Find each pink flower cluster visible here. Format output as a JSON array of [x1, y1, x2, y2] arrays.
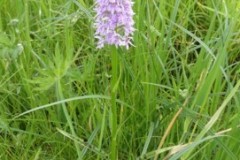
[[94, 0, 135, 49]]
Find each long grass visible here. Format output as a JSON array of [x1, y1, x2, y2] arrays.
[[0, 0, 240, 159]]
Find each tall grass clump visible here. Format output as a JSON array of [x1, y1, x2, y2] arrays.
[[0, 0, 240, 159]]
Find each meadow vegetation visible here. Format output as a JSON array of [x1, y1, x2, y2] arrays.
[[0, 0, 240, 159]]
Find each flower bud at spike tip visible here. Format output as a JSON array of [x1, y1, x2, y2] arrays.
[[94, 0, 135, 49]]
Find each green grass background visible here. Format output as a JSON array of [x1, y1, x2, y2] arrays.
[[0, 0, 240, 159]]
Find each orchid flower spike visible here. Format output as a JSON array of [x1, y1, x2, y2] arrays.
[[94, 0, 135, 49]]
